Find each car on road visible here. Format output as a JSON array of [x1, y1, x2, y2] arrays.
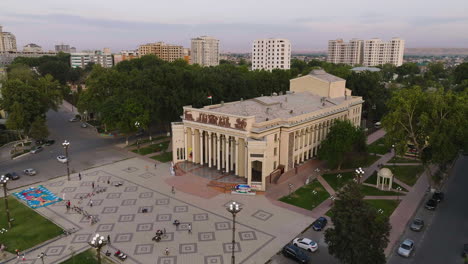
[[57, 155, 68, 163], [282, 244, 310, 263], [80, 123, 88, 128], [69, 117, 80, 122], [432, 191, 444, 203], [462, 244, 468, 258], [4, 172, 20, 180], [293, 237, 318, 252], [30, 146, 44, 154], [23, 168, 37, 176], [398, 239, 415, 257], [45, 139, 55, 146], [425, 199, 437, 210], [312, 217, 328, 231], [410, 218, 425, 232]]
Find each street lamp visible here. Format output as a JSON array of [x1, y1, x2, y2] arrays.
[[392, 144, 396, 167], [396, 187, 403, 201], [89, 233, 106, 264], [62, 140, 71, 181], [355, 167, 364, 184], [37, 252, 47, 264], [0, 175, 11, 228], [226, 201, 242, 264], [288, 183, 294, 196]]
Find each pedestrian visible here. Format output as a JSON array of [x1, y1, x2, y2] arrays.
[[67, 200, 71, 207], [188, 224, 192, 234], [107, 235, 111, 244], [165, 247, 169, 255], [107, 179, 110, 185], [154, 163, 157, 169], [92, 182, 95, 189], [171, 186, 175, 194], [89, 200, 93, 207], [78, 173, 81, 180], [66, 204, 69, 212], [15, 249, 19, 258]]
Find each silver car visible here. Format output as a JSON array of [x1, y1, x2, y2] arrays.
[[410, 218, 424, 232], [398, 239, 414, 257], [23, 168, 37, 176]]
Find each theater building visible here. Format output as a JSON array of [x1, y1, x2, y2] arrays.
[[171, 70, 364, 191]]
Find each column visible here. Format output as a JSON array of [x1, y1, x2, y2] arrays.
[[204, 132, 208, 164], [216, 134, 221, 170], [192, 131, 196, 163], [225, 136, 230, 172], [208, 132, 212, 167], [184, 129, 188, 160], [235, 137, 239, 175], [199, 131, 204, 165]]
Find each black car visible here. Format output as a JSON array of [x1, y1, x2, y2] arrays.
[[312, 217, 328, 231], [425, 199, 437, 210], [4, 172, 20, 180], [432, 191, 444, 203], [45, 139, 55, 146], [282, 244, 310, 263]]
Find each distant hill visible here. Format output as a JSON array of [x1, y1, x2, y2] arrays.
[[405, 48, 468, 56]]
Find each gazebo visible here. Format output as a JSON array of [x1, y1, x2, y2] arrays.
[[377, 168, 393, 190]]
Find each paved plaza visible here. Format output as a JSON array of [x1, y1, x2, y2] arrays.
[[5, 157, 313, 264]]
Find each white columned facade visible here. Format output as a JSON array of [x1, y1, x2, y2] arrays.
[[208, 132, 212, 167], [192, 132, 196, 163], [184, 128, 188, 161], [234, 137, 239, 175], [199, 131, 204, 164], [225, 136, 230, 171], [216, 134, 221, 170]]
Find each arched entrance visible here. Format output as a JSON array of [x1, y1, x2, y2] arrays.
[[251, 161, 262, 182]]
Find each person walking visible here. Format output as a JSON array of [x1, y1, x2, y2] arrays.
[[107, 235, 111, 244], [92, 182, 95, 189], [89, 200, 93, 207], [188, 224, 192, 234], [171, 186, 175, 195], [165, 247, 170, 255], [15, 249, 20, 258], [78, 173, 81, 180], [154, 163, 157, 169]]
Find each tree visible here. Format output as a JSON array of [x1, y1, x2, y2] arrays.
[[318, 120, 366, 170], [453, 62, 468, 84], [5, 102, 28, 140], [28, 117, 49, 140], [396, 62, 420, 76], [325, 182, 390, 264]]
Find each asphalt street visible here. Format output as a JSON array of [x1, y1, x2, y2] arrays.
[[387, 155, 468, 264], [0, 105, 131, 190]]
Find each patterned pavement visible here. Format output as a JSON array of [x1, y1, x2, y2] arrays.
[[5, 158, 313, 264]]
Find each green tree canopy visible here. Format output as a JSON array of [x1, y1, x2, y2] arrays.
[[28, 117, 49, 140]]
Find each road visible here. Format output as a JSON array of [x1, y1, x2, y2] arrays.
[[0, 105, 131, 190], [387, 155, 468, 264]]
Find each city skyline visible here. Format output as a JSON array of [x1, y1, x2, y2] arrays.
[[1, 0, 468, 52]]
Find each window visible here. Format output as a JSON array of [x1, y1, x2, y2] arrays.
[[273, 161, 277, 170], [274, 134, 278, 142], [274, 147, 278, 156]]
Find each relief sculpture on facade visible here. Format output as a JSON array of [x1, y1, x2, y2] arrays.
[[190, 112, 245, 130], [184, 111, 194, 121], [235, 118, 247, 130]]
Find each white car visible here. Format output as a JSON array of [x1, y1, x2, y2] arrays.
[[23, 168, 37, 176], [398, 239, 414, 257], [57, 155, 68, 163], [293, 237, 318, 252]]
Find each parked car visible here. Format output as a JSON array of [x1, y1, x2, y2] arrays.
[[432, 191, 444, 203], [282, 244, 310, 263], [293, 238, 318, 252], [69, 117, 79, 122], [35, 139, 46, 145], [410, 218, 425, 232], [30, 146, 44, 154], [312, 217, 328, 231], [23, 168, 37, 176], [425, 199, 437, 210], [4, 172, 20, 180], [45, 139, 55, 146], [398, 239, 414, 257], [57, 155, 68, 163], [80, 123, 88, 128], [462, 244, 468, 258]]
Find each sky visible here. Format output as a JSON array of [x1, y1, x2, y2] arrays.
[[1, 0, 468, 53]]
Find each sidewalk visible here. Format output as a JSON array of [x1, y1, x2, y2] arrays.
[[367, 129, 386, 145], [61, 100, 79, 115]]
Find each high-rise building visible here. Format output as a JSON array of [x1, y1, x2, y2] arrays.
[[251, 38, 291, 71], [23, 43, 43, 53], [190, 36, 219, 66], [363, 38, 405, 67], [0, 26, 17, 52], [327, 37, 405, 66], [138, 42, 184, 62], [327, 39, 363, 65], [55, 44, 71, 53], [70, 50, 113, 68]]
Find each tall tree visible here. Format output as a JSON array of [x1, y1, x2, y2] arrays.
[[325, 182, 390, 264], [318, 120, 367, 170], [28, 117, 49, 140]]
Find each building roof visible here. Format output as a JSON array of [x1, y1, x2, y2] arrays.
[[308, 69, 345, 82], [205, 92, 353, 123], [378, 168, 393, 178]]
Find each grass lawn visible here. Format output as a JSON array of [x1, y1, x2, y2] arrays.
[[367, 137, 390, 155], [129, 136, 169, 147], [322, 171, 355, 191], [383, 165, 424, 186], [132, 140, 170, 155], [341, 153, 380, 169], [365, 199, 400, 218], [61, 248, 114, 264], [388, 156, 420, 164], [279, 180, 330, 210], [0, 196, 63, 253], [150, 152, 173, 162], [364, 171, 408, 192], [360, 185, 403, 196]]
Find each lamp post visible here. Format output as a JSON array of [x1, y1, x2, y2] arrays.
[[396, 187, 402, 201], [392, 144, 396, 167], [226, 201, 242, 264], [62, 140, 70, 181], [288, 183, 294, 196], [89, 233, 106, 264], [355, 167, 364, 184], [0, 175, 11, 228], [37, 252, 46, 264]]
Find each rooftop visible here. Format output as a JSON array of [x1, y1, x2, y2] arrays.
[[308, 69, 345, 82]]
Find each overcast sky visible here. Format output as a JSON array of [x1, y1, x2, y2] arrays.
[[1, 0, 467, 52]]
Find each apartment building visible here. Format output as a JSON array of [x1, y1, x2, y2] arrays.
[[70, 50, 113, 68], [252, 38, 291, 71], [23, 43, 43, 53], [113, 50, 139, 64], [327, 39, 363, 65], [55, 44, 75, 53], [138, 42, 184, 62], [363, 38, 405, 67], [0, 26, 17, 52], [190, 36, 219, 66], [327, 38, 405, 66]]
